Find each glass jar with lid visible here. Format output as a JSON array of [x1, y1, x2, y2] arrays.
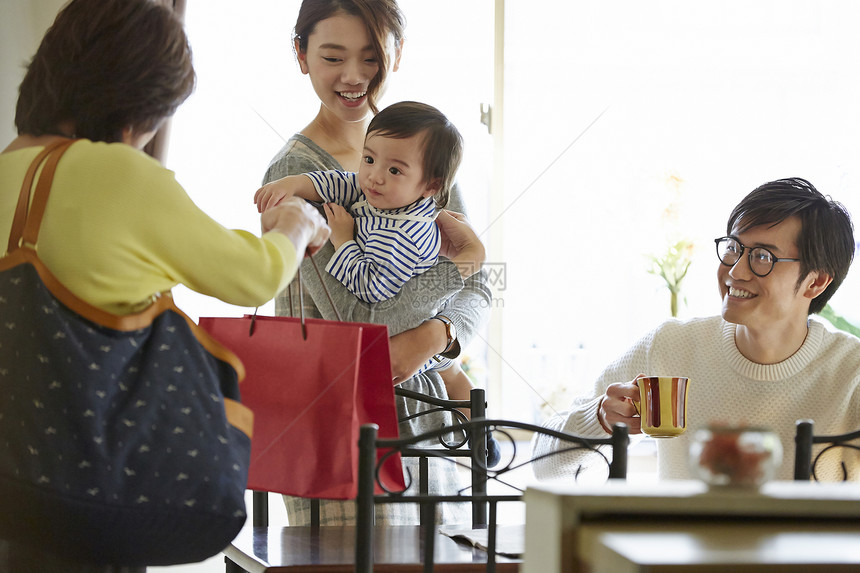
[[689, 425, 783, 488]]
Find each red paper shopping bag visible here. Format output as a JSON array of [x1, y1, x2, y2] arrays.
[[198, 314, 405, 499]]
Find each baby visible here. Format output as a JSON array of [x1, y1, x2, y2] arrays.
[[255, 101, 498, 464]]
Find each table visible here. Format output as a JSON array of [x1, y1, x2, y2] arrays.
[[224, 524, 521, 572], [522, 480, 860, 573], [586, 521, 860, 572]]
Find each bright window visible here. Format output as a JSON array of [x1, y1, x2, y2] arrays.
[[500, 0, 860, 421], [168, 1, 860, 423]]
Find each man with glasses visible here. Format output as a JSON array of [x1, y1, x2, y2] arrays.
[[533, 178, 860, 481]]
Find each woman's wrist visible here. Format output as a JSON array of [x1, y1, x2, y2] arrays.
[[429, 314, 458, 358], [422, 317, 449, 356]]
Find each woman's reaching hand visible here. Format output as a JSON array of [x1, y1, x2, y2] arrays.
[[261, 196, 331, 256]]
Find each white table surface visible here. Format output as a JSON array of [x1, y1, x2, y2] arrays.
[[523, 479, 860, 573]]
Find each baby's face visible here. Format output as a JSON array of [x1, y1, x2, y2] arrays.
[[358, 132, 437, 210]]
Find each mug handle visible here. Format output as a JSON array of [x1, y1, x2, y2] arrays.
[[630, 374, 646, 416]]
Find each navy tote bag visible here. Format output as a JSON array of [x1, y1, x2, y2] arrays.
[[0, 140, 253, 566]]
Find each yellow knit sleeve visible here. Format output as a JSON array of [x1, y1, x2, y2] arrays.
[[28, 141, 301, 314]]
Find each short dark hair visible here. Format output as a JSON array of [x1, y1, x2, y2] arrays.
[[293, 0, 406, 115], [15, 0, 195, 143], [367, 101, 463, 208], [727, 177, 855, 314]]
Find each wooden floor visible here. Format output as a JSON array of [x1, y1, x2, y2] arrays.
[[225, 525, 520, 572]]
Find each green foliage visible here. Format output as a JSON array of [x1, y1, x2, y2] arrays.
[[819, 304, 860, 338], [648, 239, 695, 317]]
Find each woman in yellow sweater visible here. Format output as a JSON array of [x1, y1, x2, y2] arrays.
[[0, 1, 329, 571], [1, 0, 330, 316]]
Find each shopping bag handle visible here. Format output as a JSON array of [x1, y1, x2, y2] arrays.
[[288, 252, 342, 324], [248, 249, 342, 339], [292, 254, 343, 338], [306, 255, 342, 321]]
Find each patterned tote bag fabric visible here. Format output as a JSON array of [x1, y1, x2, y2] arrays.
[[0, 140, 253, 566]]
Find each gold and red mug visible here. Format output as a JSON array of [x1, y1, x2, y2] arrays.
[[634, 376, 690, 438]]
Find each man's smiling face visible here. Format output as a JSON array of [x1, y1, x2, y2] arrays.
[[718, 215, 811, 331]]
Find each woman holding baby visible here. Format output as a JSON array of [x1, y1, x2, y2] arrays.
[[261, 0, 492, 525]]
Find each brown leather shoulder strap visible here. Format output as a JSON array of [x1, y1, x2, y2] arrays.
[[7, 139, 73, 254], [20, 139, 77, 250]]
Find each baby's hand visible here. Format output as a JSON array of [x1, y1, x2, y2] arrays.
[[323, 203, 355, 249], [254, 180, 293, 213]]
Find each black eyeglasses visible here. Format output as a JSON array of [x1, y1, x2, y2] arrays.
[[714, 236, 800, 277]]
